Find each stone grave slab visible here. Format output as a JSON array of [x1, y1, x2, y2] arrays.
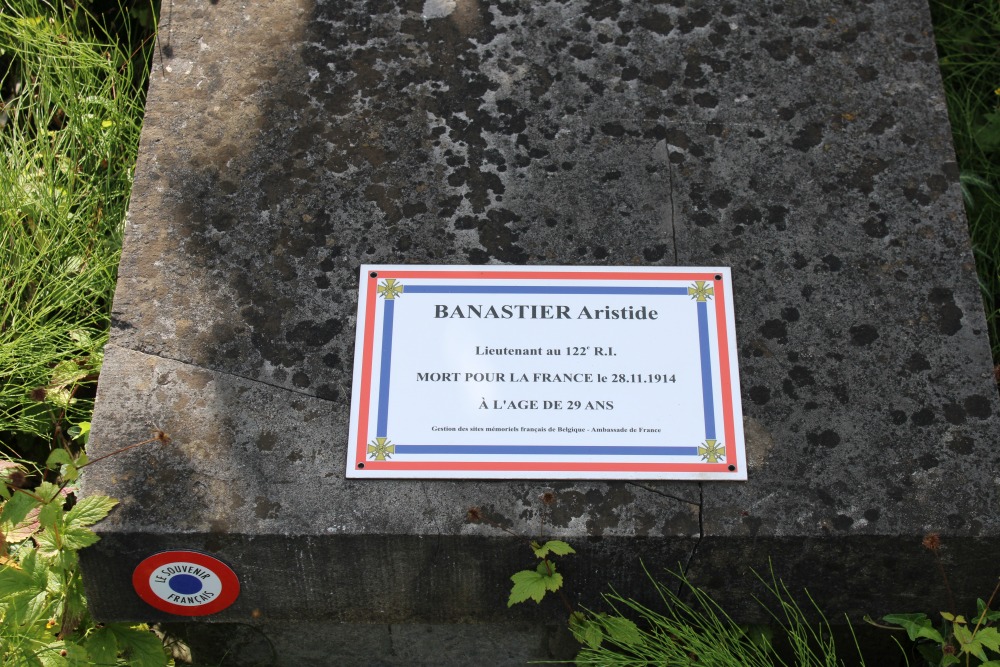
[[80, 0, 1000, 662]]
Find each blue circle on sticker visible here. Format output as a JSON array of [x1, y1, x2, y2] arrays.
[[169, 574, 203, 595]]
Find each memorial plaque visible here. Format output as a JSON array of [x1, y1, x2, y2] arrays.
[[347, 265, 745, 480]]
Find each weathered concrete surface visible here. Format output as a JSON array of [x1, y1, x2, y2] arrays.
[[81, 0, 1000, 662]]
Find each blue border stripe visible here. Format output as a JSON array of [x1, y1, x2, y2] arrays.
[[405, 285, 688, 295], [697, 301, 715, 439], [376, 300, 395, 437], [395, 445, 699, 456]]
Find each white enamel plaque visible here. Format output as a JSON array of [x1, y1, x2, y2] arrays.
[[347, 265, 746, 480]]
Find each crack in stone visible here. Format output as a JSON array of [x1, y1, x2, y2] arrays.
[[666, 135, 679, 266], [677, 482, 704, 597], [107, 343, 337, 404]]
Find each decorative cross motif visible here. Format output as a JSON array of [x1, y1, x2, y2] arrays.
[[377, 278, 403, 300], [367, 437, 395, 461], [688, 281, 714, 302], [698, 439, 725, 463]]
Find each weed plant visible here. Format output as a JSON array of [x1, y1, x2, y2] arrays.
[[931, 0, 1000, 365], [0, 0, 152, 461]]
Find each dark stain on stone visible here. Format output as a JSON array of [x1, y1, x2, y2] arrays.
[[864, 508, 880, 522], [761, 319, 787, 342], [285, 317, 343, 347], [748, 386, 770, 405], [905, 352, 930, 372], [807, 429, 840, 449], [847, 157, 889, 194], [791, 122, 824, 151], [964, 394, 992, 419], [788, 365, 814, 386], [643, 245, 667, 262], [944, 402, 966, 425], [910, 408, 935, 426], [948, 433, 974, 455], [917, 453, 939, 470], [821, 254, 842, 271], [849, 324, 878, 346], [928, 288, 963, 335], [254, 496, 281, 519], [863, 215, 888, 238], [832, 514, 853, 530], [257, 431, 277, 452]]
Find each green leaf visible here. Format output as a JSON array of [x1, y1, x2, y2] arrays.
[[976, 627, 1000, 653], [60, 525, 100, 551], [84, 626, 118, 665], [0, 563, 35, 597], [1, 490, 41, 530], [45, 449, 74, 470], [64, 495, 117, 529], [568, 613, 605, 650], [38, 500, 63, 531], [883, 613, 946, 643], [508, 569, 549, 606], [49, 360, 89, 390], [532, 540, 576, 559], [954, 622, 974, 645], [35, 482, 64, 505], [35, 528, 61, 559], [108, 624, 169, 667], [67, 422, 91, 444], [535, 560, 564, 592], [37, 640, 89, 666], [603, 616, 643, 647]]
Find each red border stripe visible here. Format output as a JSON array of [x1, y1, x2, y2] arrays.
[[354, 269, 739, 474]]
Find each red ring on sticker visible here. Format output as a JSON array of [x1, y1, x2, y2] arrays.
[[132, 551, 240, 616]]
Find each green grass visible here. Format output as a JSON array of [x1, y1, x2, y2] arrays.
[[931, 0, 1000, 366], [571, 568, 868, 666], [0, 0, 153, 463]]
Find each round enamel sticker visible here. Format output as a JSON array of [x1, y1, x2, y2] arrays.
[[132, 551, 240, 616]]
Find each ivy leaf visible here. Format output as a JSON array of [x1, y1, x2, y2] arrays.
[[508, 569, 550, 606], [532, 540, 576, 559], [974, 599, 1000, 625], [65, 496, 117, 529], [883, 613, 945, 643], [67, 421, 91, 444]]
